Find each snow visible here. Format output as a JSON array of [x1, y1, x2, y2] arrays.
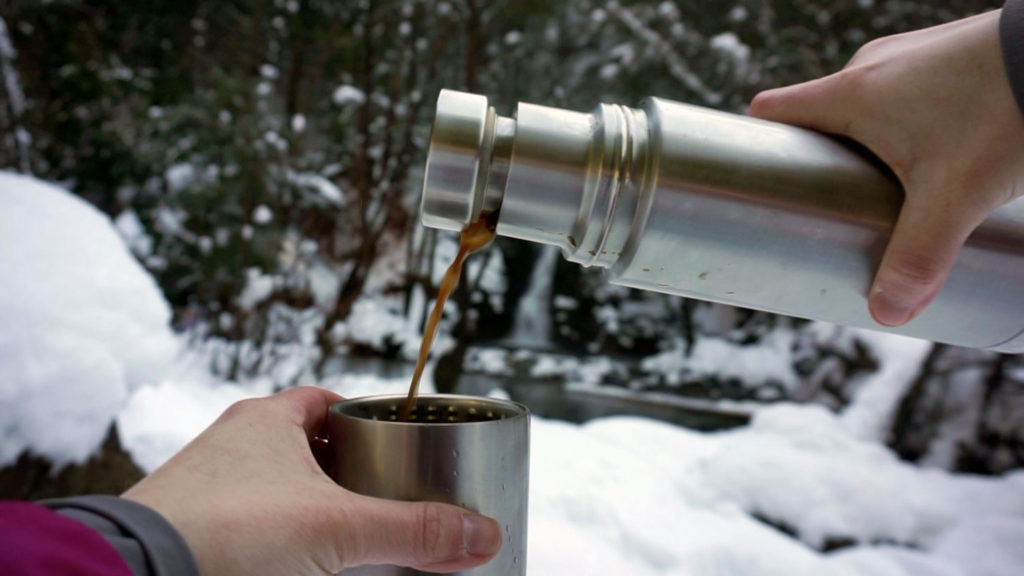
[[307, 262, 341, 310], [465, 348, 515, 377], [569, 355, 617, 387], [333, 297, 429, 361], [531, 408, 1024, 576], [237, 267, 276, 311], [252, 204, 273, 224], [259, 63, 279, 80], [704, 405, 1024, 550], [840, 328, 933, 441], [0, 171, 179, 466], [114, 209, 154, 258], [3, 170, 1024, 576], [599, 62, 620, 81], [263, 129, 287, 151], [729, 6, 749, 23], [164, 162, 195, 193], [641, 329, 800, 389], [710, 32, 751, 69], [287, 170, 346, 205], [529, 354, 580, 379], [332, 84, 367, 106], [608, 4, 723, 105]]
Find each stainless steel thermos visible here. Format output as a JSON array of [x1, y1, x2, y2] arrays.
[[420, 89, 1024, 352], [326, 394, 530, 576]]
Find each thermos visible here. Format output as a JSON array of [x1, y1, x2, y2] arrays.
[[420, 89, 1024, 352]]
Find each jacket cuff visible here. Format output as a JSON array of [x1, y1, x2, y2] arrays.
[[1003, 0, 1024, 116], [42, 495, 200, 576]]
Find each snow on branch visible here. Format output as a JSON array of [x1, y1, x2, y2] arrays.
[[606, 3, 723, 105]]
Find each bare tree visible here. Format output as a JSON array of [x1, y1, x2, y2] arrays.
[[0, 15, 32, 174]]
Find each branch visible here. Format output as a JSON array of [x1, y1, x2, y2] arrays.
[[607, 3, 723, 105]]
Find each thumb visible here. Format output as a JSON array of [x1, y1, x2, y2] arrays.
[[338, 495, 502, 573], [748, 74, 858, 136], [869, 191, 982, 326]]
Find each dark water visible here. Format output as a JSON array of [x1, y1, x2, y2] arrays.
[[454, 372, 750, 431]]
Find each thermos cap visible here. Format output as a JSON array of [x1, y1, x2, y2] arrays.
[[421, 89, 490, 231]]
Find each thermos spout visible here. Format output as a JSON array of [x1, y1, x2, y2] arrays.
[[423, 89, 643, 268], [420, 90, 504, 232]]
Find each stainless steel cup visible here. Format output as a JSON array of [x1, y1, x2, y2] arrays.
[[325, 394, 530, 575]]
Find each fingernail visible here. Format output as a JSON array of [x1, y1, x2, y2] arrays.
[[462, 514, 501, 557], [869, 286, 915, 326]]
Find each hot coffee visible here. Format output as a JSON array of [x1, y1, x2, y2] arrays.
[[401, 211, 497, 420]]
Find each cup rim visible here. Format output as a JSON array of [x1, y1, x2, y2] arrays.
[[329, 393, 529, 425]]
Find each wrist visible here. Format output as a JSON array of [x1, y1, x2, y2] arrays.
[[44, 495, 201, 576]]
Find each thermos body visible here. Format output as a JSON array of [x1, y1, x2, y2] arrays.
[[619, 99, 1024, 351], [421, 90, 1024, 352]]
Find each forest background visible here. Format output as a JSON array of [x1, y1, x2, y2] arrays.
[[1, 0, 1021, 487]]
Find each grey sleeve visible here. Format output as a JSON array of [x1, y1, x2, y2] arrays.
[[41, 495, 200, 576], [1003, 0, 1024, 116]]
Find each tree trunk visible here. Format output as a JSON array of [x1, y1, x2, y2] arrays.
[[0, 16, 32, 174]]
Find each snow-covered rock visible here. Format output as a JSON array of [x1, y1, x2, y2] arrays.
[[0, 171, 179, 467]]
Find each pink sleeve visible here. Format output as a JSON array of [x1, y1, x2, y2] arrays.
[[0, 501, 133, 576]]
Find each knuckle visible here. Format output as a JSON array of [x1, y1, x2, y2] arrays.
[[221, 397, 256, 418], [1001, 180, 1024, 207], [834, 48, 888, 95], [417, 503, 462, 563], [220, 396, 271, 423], [849, 35, 892, 65], [886, 250, 946, 286], [833, 64, 870, 95]]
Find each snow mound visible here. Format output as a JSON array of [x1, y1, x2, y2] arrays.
[[704, 404, 1024, 551], [530, 406, 1024, 575], [0, 171, 179, 467]]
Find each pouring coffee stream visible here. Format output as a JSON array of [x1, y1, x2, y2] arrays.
[[401, 211, 497, 421]]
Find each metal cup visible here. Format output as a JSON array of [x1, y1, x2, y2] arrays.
[[325, 394, 530, 575]]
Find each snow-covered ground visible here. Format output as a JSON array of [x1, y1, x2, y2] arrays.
[[2, 170, 1023, 576]]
